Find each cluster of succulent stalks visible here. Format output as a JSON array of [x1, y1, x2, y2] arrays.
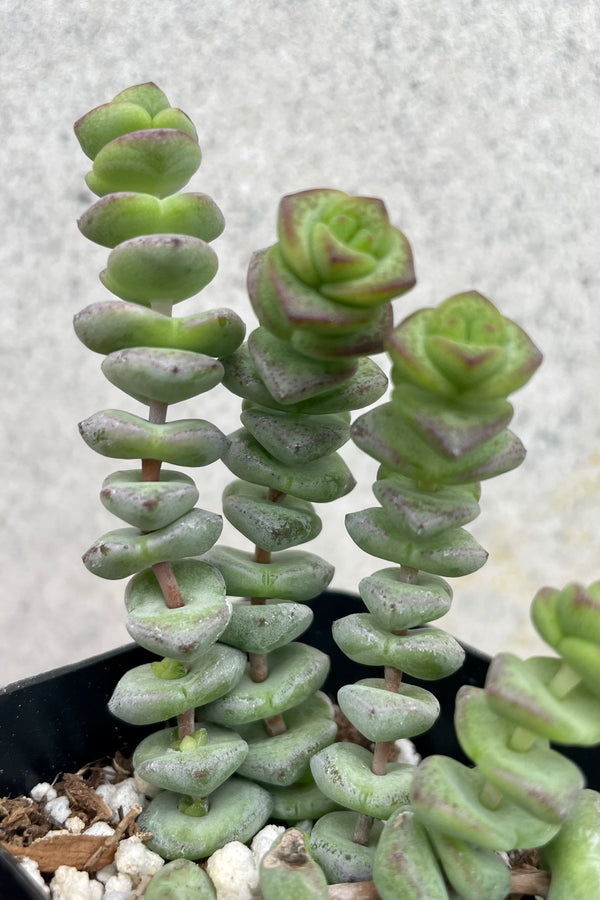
[[74, 84, 599, 900]]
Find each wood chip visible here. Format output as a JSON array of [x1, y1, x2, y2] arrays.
[[2, 834, 116, 873], [61, 773, 113, 824]]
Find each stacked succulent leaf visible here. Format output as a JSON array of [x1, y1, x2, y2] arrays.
[[73, 83, 273, 860], [375, 581, 600, 900], [200, 189, 417, 822], [309, 291, 543, 883]]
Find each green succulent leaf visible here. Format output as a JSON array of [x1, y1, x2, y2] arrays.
[[79, 409, 227, 467], [75, 83, 186, 159], [248, 328, 357, 405], [85, 127, 202, 198], [240, 406, 350, 466], [333, 614, 465, 680], [100, 235, 218, 304], [455, 685, 584, 823], [352, 402, 526, 486], [346, 507, 488, 577], [220, 600, 313, 654], [387, 291, 542, 401], [222, 481, 321, 551], [276, 189, 416, 306], [108, 643, 246, 725], [102, 347, 224, 406], [138, 777, 272, 861], [145, 858, 217, 900], [539, 789, 600, 900], [260, 829, 329, 900], [427, 828, 511, 900], [269, 778, 340, 823], [100, 469, 198, 530], [410, 755, 560, 851], [373, 807, 449, 900], [223, 429, 355, 502], [78, 191, 224, 248], [338, 678, 440, 742], [236, 693, 337, 786], [133, 723, 248, 796], [222, 343, 387, 413], [359, 568, 453, 630], [82, 508, 223, 580], [485, 654, 600, 745], [201, 546, 333, 600], [531, 582, 600, 694], [373, 475, 480, 538], [124, 560, 229, 660], [310, 811, 382, 884], [202, 643, 330, 726], [74, 301, 245, 358]]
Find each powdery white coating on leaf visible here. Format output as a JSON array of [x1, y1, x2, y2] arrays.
[[206, 840, 258, 900]]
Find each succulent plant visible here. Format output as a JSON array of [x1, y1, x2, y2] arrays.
[[199, 188, 417, 822], [74, 83, 272, 860], [375, 581, 600, 900], [71, 83, 599, 899], [309, 291, 543, 883]]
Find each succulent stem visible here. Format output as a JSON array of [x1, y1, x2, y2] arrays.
[[479, 779, 503, 810], [508, 725, 538, 753], [177, 708, 196, 742], [352, 814, 374, 847], [151, 561, 185, 610], [248, 490, 289, 739], [547, 661, 581, 700]]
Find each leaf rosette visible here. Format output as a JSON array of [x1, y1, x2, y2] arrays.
[[248, 189, 415, 360], [387, 291, 542, 401]]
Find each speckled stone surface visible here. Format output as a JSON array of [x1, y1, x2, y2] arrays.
[[2, 1, 599, 683]]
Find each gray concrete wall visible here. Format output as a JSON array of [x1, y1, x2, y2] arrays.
[[2, 0, 599, 683]]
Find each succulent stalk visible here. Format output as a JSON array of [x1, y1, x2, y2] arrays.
[[200, 188, 417, 822], [309, 291, 543, 883], [74, 83, 273, 860]]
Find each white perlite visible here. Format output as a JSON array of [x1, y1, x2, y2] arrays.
[[112, 779, 146, 816], [65, 815, 86, 834], [250, 824, 285, 867], [18, 857, 50, 896], [95, 862, 117, 883], [103, 871, 133, 900], [30, 783, 57, 803], [85, 822, 115, 837], [114, 835, 164, 883], [45, 796, 71, 826], [50, 866, 103, 900], [206, 841, 258, 900], [95, 778, 145, 823], [394, 738, 422, 766]]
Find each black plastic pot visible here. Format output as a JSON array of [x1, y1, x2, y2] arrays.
[[1, 592, 597, 899]]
